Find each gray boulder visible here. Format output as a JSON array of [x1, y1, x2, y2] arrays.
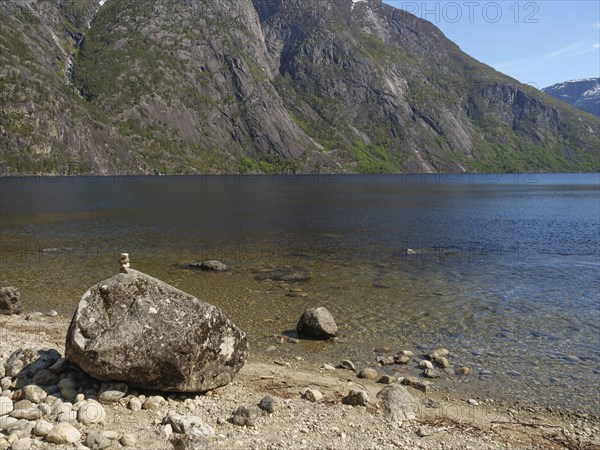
[[0, 287, 21, 315], [65, 269, 248, 392], [376, 385, 416, 424], [188, 261, 228, 272], [296, 307, 338, 340]]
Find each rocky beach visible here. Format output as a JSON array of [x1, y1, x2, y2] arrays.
[[1, 305, 599, 449]]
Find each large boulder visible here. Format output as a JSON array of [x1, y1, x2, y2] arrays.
[[65, 269, 248, 392], [376, 385, 416, 424], [0, 287, 21, 315], [296, 307, 338, 340]]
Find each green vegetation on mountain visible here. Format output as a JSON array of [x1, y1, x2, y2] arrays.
[[0, 0, 597, 175]]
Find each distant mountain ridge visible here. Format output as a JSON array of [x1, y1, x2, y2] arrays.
[[0, 0, 598, 175], [542, 78, 600, 118]]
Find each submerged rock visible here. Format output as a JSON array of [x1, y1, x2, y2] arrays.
[[296, 307, 338, 340], [0, 287, 21, 315], [188, 260, 229, 272], [254, 267, 311, 282], [65, 269, 248, 392]]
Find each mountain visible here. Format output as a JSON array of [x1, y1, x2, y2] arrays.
[[542, 78, 600, 118], [1, 0, 598, 175]]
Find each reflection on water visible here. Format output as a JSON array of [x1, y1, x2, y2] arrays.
[[1, 174, 599, 413]]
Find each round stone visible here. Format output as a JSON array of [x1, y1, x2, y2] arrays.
[[357, 367, 378, 379], [23, 385, 47, 403], [77, 402, 106, 425], [45, 423, 81, 444]]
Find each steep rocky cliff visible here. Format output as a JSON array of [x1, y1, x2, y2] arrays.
[[1, 0, 598, 174]]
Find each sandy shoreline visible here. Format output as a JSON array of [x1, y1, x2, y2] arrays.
[[1, 314, 599, 450]]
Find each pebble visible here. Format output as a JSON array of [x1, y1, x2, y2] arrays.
[[22, 385, 47, 403], [342, 390, 368, 407], [301, 388, 323, 402], [120, 433, 137, 447], [418, 360, 433, 370], [399, 350, 414, 357], [9, 408, 41, 421], [84, 432, 111, 450], [231, 406, 261, 427], [401, 377, 430, 392], [45, 422, 81, 444], [455, 366, 471, 375], [436, 357, 450, 368], [128, 397, 142, 411], [258, 395, 277, 414], [423, 368, 441, 379], [434, 348, 449, 357], [77, 401, 106, 425], [357, 368, 378, 379], [339, 360, 357, 371], [376, 356, 395, 366], [10, 437, 31, 450], [57, 410, 78, 423], [468, 399, 479, 406], [34, 419, 53, 437], [98, 382, 128, 403], [416, 427, 431, 437], [321, 364, 336, 371], [393, 355, 410, 365], [378, 375, 396, 384], [142, 396, 164, 410]]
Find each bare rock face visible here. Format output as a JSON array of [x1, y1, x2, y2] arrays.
[[0, 287, 21, 315], [65, 270, 248, 392], [296, 307, 338, 340]]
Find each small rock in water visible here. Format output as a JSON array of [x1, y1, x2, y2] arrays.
[[231, 406, 261, 427], [434, 348, 449, 357], [418, 360, 434, 370], [455, 366, 470, 375], [393, 355, 410, 365], [378, 375, 396, 385], [296, 306, 338, 340], [198, 260, 229, 272], [398, 350, 414, 357], [342, 390, 368, 407], [339, 360, 356, 371], [436, 357, 450, 368], [423, 368, 442, 379], [376, 356, 395, 366], [258, 395, 277, 414], [358, 367, 378, 380], [301, 388, 323, 402]]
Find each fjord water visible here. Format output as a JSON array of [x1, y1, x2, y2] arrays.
[[1, 174, 599, 413]]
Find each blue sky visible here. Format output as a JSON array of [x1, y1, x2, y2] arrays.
[[385, 1, 600, 88]]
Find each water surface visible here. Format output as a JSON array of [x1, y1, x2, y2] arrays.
[[1, 173, 598, 413]]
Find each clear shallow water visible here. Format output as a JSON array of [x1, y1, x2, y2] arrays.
[[1, 174, 599, 413]]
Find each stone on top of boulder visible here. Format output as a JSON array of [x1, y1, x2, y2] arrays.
[[65, 264, 248, 393]]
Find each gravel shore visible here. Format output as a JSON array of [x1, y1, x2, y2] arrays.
[[1, 314, 599, 450]]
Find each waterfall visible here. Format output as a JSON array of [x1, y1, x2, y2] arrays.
[[64, 0, 110, 90]]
